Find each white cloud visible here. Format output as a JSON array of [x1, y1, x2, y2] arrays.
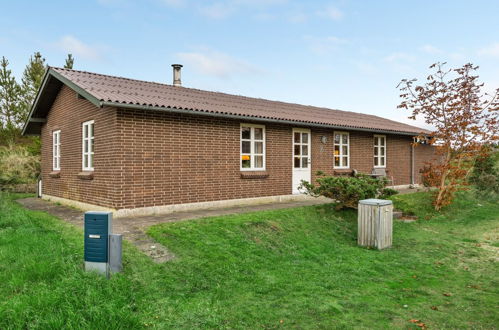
[[158, 0, 186, 7], [198, 2, 235, 19], [56, 35, 103, 60], [176, 49, 260, 78], [97, 0, 123, 5], [384, 52, 415, 63], [198, 0, 287, 19], [353, 61, 378, 75], [449, 52, 465, 61], [287, 12, 308, 23], [383, 52, 417, 75], [478, 43, 499, 57], [304, 35, 347, 54], [420, 44, 442, 55], [317, 5, 343, 21]]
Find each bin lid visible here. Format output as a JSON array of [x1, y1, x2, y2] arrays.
[[359, 199, 393, 206]]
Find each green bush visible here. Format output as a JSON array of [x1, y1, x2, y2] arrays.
[[0, 144, 40, 185], [379, 187, 399, 199], [469, 149, 499, 196], [300, 173, 388, 210]]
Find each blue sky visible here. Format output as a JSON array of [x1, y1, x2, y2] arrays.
[[1, 0, 499, 128]]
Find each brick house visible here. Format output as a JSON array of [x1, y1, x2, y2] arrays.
[[23, 65, 434, 217]]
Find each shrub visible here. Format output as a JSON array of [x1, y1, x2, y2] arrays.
[[420, 164, 441, 188], [469, 149, 499, 196], [300, 173, 388, 210], [379, 187, 399, 199], [0, 144, 40, 185]]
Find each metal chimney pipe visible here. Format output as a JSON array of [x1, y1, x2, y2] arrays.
[[171, 64, 183, 87]]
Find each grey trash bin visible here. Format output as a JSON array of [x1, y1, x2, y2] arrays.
[[357, 199, 393, 249]]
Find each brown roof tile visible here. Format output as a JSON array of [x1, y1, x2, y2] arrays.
[[51, 67, 428, 135]]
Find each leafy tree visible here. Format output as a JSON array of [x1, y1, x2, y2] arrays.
[[0, 57, 23, 139], [64, 54, 74, 69], [398, 63, 499, 210]]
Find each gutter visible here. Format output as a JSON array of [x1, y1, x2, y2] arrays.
[[100, 101, 425, 137]]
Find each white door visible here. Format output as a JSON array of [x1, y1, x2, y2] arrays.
[[292, 128, 311, 194]]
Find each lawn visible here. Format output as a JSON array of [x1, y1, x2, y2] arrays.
[[0, 191, 498, 329]]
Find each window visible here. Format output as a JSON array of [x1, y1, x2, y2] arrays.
[[293, 130, 310, 169], [82, 120, 94, 171], [52, 130, 61, 171], [374, 135, 386, 168], [240, 124, 265, 170], [334, 132, 349, 168]]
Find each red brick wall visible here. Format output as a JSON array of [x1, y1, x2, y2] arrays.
[[41, 86, 435, 210], [414, 143, 439, 184], [310, 130, 417, 186], [114, 109, 293, 209], [40, 85, 120, 208]]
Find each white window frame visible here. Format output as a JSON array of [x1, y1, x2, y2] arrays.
[[333, 131, 350, 169], [240, 123, 266, 171], [52, 130, 61, 171], [374, 134, 386, 168], [82, 120, 94, 171]]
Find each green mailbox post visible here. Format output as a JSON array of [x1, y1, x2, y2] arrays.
[[84, 211, 123, 277], [84, 211, 112, 276]]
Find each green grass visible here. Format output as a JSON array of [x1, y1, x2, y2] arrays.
[[1, 191, 498, 329]]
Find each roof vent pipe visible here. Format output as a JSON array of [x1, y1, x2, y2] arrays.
[[172, 64, 183, 87]]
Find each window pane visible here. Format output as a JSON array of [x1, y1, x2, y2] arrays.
[[255, 156, 263, 168], [89, 123, 94, 138], [334, 134, 340, 144], [342, 145, 348, 156], [294, 157, 301, 168], [242, 158, 251, 168], [84, 140, 88, 153], [342, 134, 348, 144], [381, 147, 385, 156], [84, 156, 88, 168], [294, 145, 300, 155], [374, 137, 378, 145], [242, 141, 251, 153], [374, 157, 378, 166], [90, 139, 94, 153], [255, 142, 263, 154], [90, 154, 93, 168], [334, 156, 340, 167], [301, 157, 308, 168], [334, 145, 340, 156], [301, 133, 308, 143], [241, 127, 250, 139], [301, 145, 308, 156], [380, 137, 385, 145], [374, 147, 378, 156], [380, 157, 385, 166], [342, 156, 348, 167], [294, 132, 300, 143], [254, 128, 263, 140]]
